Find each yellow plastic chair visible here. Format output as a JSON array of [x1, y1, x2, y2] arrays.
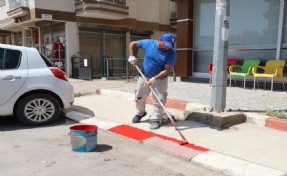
[[252, 60, 286, 91]]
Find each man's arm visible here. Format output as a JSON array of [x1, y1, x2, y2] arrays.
[[154, 64, 173, 80], [129, 41, 138, 56], [145, 64, 173, 86], [128, 41, 139, 66]]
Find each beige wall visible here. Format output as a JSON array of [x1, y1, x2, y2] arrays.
[[0, 2, 11, 21], [159, 0, 171, 25], [65, 22, 79, 76], [151, 31, 163, 40], [127, 0, 171, 25], [137, 0, 160, 23], [1, 0, 172, 25], [33, 0, 74, 12]]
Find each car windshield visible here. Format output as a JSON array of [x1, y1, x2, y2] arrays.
[[39, 52, 54, 67]]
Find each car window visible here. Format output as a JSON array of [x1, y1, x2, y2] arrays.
[[4, 49, 21, 69], [0, 48, 4, 69], [40, 52, 54, 67]]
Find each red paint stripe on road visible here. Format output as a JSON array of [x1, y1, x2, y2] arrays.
[[109, 125, 155, 141], [154, 134, 209, 152], [109, 125, 209, 152], [146, 96, 188, 110]]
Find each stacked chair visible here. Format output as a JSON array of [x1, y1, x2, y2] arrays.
[[208, 58, 237, 84]]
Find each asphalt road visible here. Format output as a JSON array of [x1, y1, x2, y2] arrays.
[[0, 116, 226, 176]]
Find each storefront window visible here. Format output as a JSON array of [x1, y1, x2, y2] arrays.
[[282, 2, 287, 46], [26, 30, 33, 47], [14, 32, 22, 46], [195, 0, 280, 50], [0, 35, 11, 44], [229, 0, 279, 47], [194, 0, 215, 50], [40, 23, 66, 71], [194, 0, 280, 72]]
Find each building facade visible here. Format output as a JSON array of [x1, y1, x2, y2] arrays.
[[176, 0, 287, 80], [2, 0, 286, 81], [0, 0, 176, 78]]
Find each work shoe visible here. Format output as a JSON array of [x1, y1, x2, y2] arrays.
[[150, 121, 160, 130], [132, 112, 147, 123]]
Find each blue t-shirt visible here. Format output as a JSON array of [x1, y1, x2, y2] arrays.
[[137, 39, 176, 78]]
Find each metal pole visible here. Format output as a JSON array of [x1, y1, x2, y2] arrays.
[[173, 67, 176, 82], [126, 31, 130, 80], [106, 58, 109, 79], [210, 0, 230, 112], [276, 0, 285, 60]]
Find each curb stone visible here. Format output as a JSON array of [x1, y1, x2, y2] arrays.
[[65, 104, 286, 176], [265, 117, 287, 132], [66, 89, 287, 176], [96, 89, 273, 127]]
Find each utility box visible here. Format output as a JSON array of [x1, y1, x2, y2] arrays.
[[72, 56, 93, 80]]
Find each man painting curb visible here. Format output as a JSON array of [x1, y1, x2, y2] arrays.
[[128, 33, 176, 130]]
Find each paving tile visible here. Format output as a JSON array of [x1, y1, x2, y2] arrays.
[[143, 136, 203, 161]]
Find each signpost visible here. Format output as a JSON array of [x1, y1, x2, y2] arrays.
[[210, 0, 230, 112]]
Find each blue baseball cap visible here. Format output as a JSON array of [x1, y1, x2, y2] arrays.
[[160, 33, 176, 49]]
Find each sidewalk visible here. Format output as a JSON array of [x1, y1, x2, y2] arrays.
[[67, 78, 287, 176]]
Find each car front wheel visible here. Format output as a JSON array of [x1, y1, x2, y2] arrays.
[[16, 94, 61, 125]]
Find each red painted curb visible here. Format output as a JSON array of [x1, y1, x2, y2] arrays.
[[143, 137, 204, 160], [109, 125, 209, 152], [146, 96, 188, 110], [109, 125, 155, 141], [265, 117, 287, 132]]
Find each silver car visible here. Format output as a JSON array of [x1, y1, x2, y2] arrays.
[[0, 44, 74, 125]]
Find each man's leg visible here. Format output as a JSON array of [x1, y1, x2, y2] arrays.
[[150, 77, 168, 129], [132, 77, 150, 123]]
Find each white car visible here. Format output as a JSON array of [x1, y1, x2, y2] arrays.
[[0, 44, 74, 125]]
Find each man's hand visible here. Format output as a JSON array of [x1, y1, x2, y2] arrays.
[[128, 56, 137, 67], [145, 77, 156, 87]]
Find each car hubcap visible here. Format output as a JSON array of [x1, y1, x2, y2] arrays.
[[24, 99, 55, 122]]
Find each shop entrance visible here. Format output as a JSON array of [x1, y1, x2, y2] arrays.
[[79, 28, 125, 79], [71, 55, 93, 80]]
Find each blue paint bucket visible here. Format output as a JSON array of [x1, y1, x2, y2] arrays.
[[69, 124, 98, 152]]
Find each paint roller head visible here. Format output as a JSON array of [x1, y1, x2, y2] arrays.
[[179, 141, 189, 145]]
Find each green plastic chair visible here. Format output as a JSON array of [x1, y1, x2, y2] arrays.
[[229, 59, 261, 89]]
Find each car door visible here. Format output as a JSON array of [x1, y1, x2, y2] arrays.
[[0, 47, 28, 106]]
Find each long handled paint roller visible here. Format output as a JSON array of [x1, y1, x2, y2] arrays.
[[135, 65, 190, 145]]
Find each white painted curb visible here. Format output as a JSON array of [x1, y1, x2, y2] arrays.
[[191, 151, 285, 176], [64, 110, 286, 176]]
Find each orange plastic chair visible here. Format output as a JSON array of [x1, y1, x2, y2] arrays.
[[208, 58, 237, 84], [252, 60, 286, 91]]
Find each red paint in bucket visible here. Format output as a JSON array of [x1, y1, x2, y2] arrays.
[[70, 125, 98, 133], [69, 124, 98, 152]]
